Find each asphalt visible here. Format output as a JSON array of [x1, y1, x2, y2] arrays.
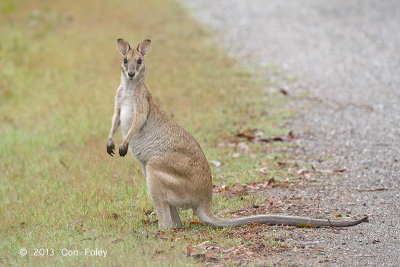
[[184, 0, 400, 265]]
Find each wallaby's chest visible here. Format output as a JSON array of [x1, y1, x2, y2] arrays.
[[119, 88, 136, 137]]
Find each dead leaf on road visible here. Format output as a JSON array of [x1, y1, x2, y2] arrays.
[[279, 88, 289, 95], [357, 188, 388, 192], [237, 128, 297, 143], [315, 168, 346, 174]]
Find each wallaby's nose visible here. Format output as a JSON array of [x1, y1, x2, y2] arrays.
[[128, 64, 135, 78]]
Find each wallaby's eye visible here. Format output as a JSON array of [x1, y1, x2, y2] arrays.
[[123, 58, 128, 64], [137, 59, 142, 65]]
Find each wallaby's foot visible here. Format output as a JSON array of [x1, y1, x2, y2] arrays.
[[106, 139, 115, 157], [119, 143, 128, 157], [158, 224, 181, 230], [158, 216, 183, 229], [168, 205, 183, 228], [157, 205, 183, 229]]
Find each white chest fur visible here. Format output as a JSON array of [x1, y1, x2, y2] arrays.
[[119, 87, 136, 138]]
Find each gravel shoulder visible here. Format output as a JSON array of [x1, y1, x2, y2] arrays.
[[184, 0, 400, 265]]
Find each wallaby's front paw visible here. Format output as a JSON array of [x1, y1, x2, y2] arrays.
[[107, 139, 115, 157], [119, 143, 128, 157]]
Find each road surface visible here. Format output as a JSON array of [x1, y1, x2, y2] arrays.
[[185, 0, 400, 265]]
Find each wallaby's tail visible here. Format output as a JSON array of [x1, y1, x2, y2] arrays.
[[195, 205, 368, 228]]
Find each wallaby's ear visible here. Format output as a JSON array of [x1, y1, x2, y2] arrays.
[[117, 38, 130, 56], [137, 39, 151, 57]]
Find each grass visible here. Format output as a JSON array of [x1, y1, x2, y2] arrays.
[[0, 0, 292, 265]]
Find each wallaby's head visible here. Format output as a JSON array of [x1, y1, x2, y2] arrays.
[[117, 38, 151, 81]]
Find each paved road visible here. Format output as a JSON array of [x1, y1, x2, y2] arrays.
[[185, 0, 400, 265]]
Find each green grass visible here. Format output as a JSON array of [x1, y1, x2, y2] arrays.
[[0, 0, 292, 265]]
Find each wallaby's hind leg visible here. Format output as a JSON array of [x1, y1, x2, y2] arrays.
[[146, 169, 182, 229]]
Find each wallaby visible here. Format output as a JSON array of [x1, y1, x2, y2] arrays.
[[107, 38, 368, 229]]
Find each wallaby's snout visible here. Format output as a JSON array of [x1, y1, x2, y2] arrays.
[[128, 64, 135, 78]]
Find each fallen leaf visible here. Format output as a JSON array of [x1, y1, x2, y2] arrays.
[[276, 161, 287, 167], [236, 129, 296, 144], [236, 128, 257, 141], [186, 247, 196, 256], [267, 178, 275, 185], [155, 231, 168, 240], [286, 131, 296, 141], [279, 88, 289, 95], [186, 247, 205, 259], [334, 168, 346, 173], [213, 184, 231, 193], [315, 168, 346, 174], [205, 245, 220, 251], [189, 221, 204, 226], [357, 188, 388, 192]]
